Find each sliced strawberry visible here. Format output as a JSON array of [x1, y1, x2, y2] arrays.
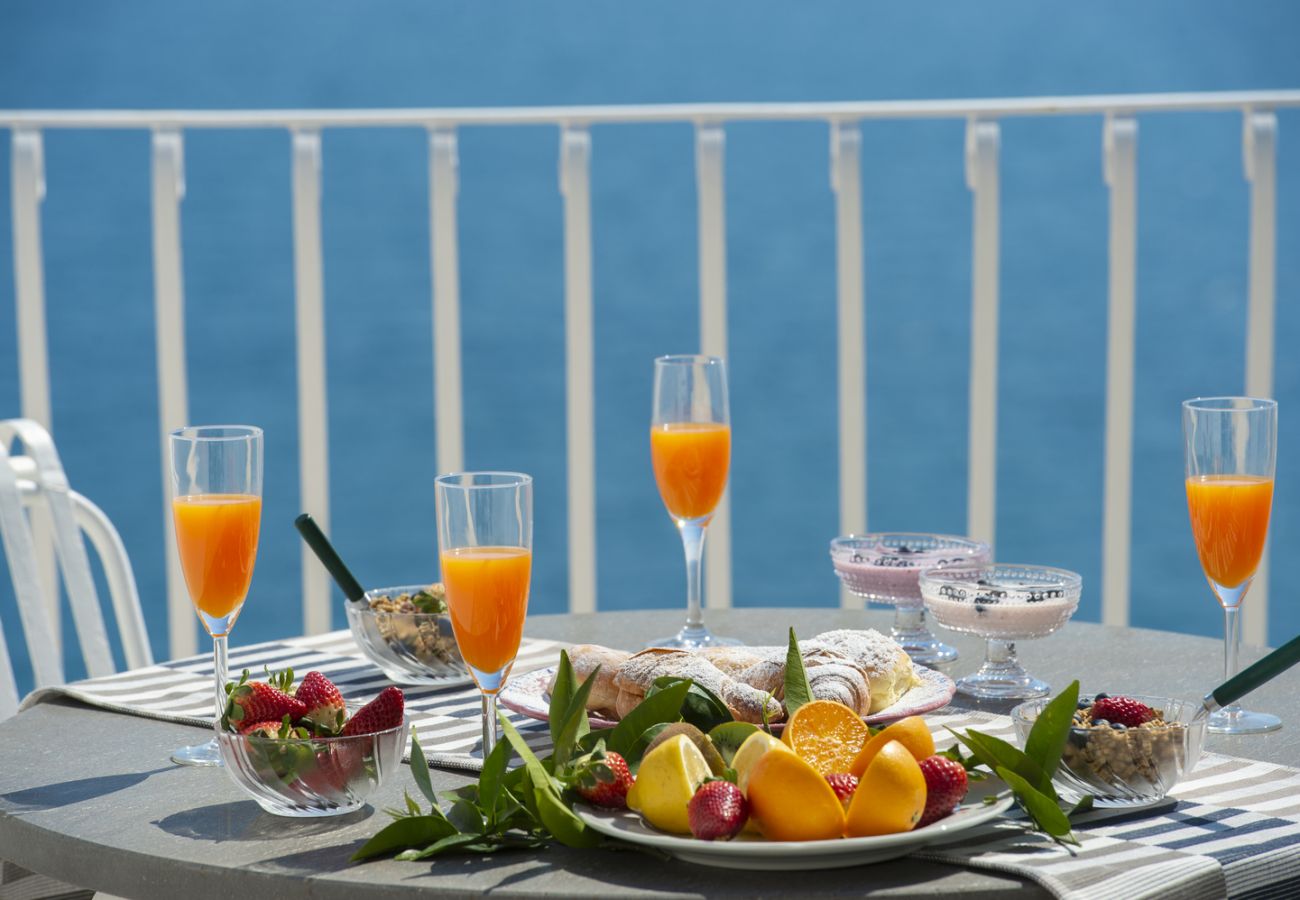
[[295, 670, 346, 734], [340, 686, 405, 736]]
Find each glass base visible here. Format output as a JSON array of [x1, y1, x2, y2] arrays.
[[1208, 707, 1282, 735], [889, 607, 958, 667], [646, 626, 742, 650], [171, 736, 223, 767], [957, 668, 1050, 701]]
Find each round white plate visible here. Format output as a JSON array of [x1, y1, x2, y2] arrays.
[[498, 664, 956, 731], [576, 779, 1014, 870]]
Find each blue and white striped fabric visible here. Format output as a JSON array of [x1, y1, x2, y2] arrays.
[[21, 633, 1300, 898]]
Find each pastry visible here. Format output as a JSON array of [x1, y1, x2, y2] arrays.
[[811, 629, 918, 712], [612, 648, 783, 724], [548, 644, 629, 716]]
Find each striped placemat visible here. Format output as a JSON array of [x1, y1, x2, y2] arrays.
[[19, 629, 564, 771], [21, 642, 1300, 897]]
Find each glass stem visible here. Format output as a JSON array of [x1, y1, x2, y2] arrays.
[[1223, 605, 1242, 714], [679, 520, 707, 631], [213, 634, 228, 726], [482, 692, 497, 756], [986, 638, 1014, 667]]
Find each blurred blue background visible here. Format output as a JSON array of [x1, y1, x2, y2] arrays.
[[1, 1, 1298, 693]]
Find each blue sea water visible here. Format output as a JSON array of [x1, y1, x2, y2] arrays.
[[1, 2, 1299, 695]]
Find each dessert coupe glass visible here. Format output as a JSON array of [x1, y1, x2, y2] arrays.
[[435, 472, 533, 756], [1183, 396, 1279, 734], [830, 533, 990, 666], [919, 564, 1081, 700], [648, 354, 738, 648], [169, 425, 263, 767]]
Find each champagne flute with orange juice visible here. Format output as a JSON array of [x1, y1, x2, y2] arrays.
[[435, 472, 532, 755], [1183, 397, 1279, 734], [649, 355, 739, 648], [169, 425, 263, 766]]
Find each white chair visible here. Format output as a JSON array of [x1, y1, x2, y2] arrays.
[[0, 418, 152, 717]]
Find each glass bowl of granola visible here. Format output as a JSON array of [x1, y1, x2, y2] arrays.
[[1012, 693, 1206, 808], [345, 583, 469, 685]]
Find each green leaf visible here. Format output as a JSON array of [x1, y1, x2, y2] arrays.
[[605, 679, 691, 757], [533, 783, 599, 848], [394, 832, 488, 860], [625, 722, 674, 770], [552, 668, 598, 769], [549, 650, 578, 747], [783, 628, 812, 716], [447, 799, 485, 835], [1024, 680, 1079, 795], [478, 736, 511, 824], [1068, 794, 1094, 817], [950, 727, 1053, 801], [997, 766, 1077, 844], [351, 815, 457, 861], [407, 727, 438, 807], [498, 712, 563, 797], [403, 791, 423, 817], [648, 676, 732, 732]]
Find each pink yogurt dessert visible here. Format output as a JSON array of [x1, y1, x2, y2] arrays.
[[830, 534, 991, 607], [919, 564, 1082, 639]]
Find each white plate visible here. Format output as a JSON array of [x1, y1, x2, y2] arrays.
[[576, 779, 1014, 870], [498, 665, 956, 730]]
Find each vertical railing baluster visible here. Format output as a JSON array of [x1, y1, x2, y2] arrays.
[[9, 129, 60, 644], [964, 120, 1001, 549], [1102, 115, 1138, 627], [291, 129, 331, 635], [695, 122, 732, 610], [429, 127, 464, 476], [560, 126, 597, 613], [1243, 110, 1278, 646], [150, 129, 193, 659], [830, 121, 867, 610]]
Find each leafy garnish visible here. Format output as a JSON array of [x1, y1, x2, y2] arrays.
[[783, 627, 813, 715], [646, 676, 732, 732]]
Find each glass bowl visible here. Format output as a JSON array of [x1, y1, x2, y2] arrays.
[[345, 584, 469, 685], [919, 564, 1082, 699], [830, 533, 991, 666], [1012, 695, 1206, 808], [217, 711, 408, 817]]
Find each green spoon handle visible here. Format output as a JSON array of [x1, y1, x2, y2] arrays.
[[1210, 631, 1300, 710]]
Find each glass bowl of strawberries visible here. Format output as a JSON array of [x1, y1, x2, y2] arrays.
[[217, 669, 408, 817], [1012, 693, 1206, 808], [346, 583, 469, 686]]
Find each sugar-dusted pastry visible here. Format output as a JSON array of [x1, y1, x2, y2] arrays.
[[811, 629, 918, 713], [548, 644, 629, 716], [697, 645, 765, 678], [612, 647, 783, 724]]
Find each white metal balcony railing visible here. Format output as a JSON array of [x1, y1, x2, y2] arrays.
[[3, 90, 1297, 663]]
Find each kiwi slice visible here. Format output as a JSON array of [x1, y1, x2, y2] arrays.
[[645, 722, 727, 776], [707, 721, 760, 766]]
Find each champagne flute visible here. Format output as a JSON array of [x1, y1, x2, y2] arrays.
[[649, 355, 738, 648], [1183, 397, 1279, 734], [435, 472, 532, 756], [169, 425, 263, 766]]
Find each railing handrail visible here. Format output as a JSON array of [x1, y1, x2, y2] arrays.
[[2, 89, 1300, 129]]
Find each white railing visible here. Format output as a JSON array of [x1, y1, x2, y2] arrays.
[[5, 90, 1297, 660]]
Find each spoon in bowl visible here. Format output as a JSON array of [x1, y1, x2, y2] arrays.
[[294, 512, 367, 605], [1198, 631, 1300, 720]]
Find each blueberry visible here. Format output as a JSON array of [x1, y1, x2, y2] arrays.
[[1093, 718, 1109, 728], [1094, 693, 1109, 701], [975, 603, 988, 614], [1077, 699, 1091, 709], [1111, 722, 1126, 731], [1068, 730, 1088, 748]]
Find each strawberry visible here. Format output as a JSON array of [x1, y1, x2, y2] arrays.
[[824, 772, 859, 810], [1090, 695, 1154, 729], [340, 686, 405, 736], [222, 669, 307, 732], [295, 670, 346, 734], [573, 750, 634, 809], [687, 780, 749, 841], [918, 755, 968, 827], [239, 719, 282, 738]]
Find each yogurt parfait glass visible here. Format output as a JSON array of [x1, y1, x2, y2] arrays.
[[919, 564, 1081, 700], [830, 533, 990, 667]]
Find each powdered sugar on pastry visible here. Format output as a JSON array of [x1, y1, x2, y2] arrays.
[[811, 629, 917, 713], [613, 648, 782, 724]]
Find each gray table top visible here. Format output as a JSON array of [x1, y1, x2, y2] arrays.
[[2, 608, 1297, 899]]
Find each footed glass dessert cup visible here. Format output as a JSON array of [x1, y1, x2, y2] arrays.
[[919, 563, 1081, 700], [830, 533, 990, 667]]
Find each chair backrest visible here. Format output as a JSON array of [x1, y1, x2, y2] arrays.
[[0, 419, 152, 719]]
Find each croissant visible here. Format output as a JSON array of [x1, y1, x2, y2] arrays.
[[811, 629, 918, 713], [612, 648, 784, 724], [547, 644, 629, 716], [734, 645, 872, 716]]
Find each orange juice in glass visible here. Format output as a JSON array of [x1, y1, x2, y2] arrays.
[[169, 426, 263, 767], [649, 355, 738, 649], [1183, 397, 1279, 734], [435, 473, 533, 756]]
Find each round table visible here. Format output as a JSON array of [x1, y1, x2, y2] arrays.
[[1, 609, 1296, 899]]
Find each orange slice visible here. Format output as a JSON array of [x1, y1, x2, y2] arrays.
[[781, 699, 870, 775], [845, 739, 927, 837], [746, 748, 847, 841], [849, 715, 935, 778]]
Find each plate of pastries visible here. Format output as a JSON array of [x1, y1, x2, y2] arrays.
[[499, 629, 955, 728]]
